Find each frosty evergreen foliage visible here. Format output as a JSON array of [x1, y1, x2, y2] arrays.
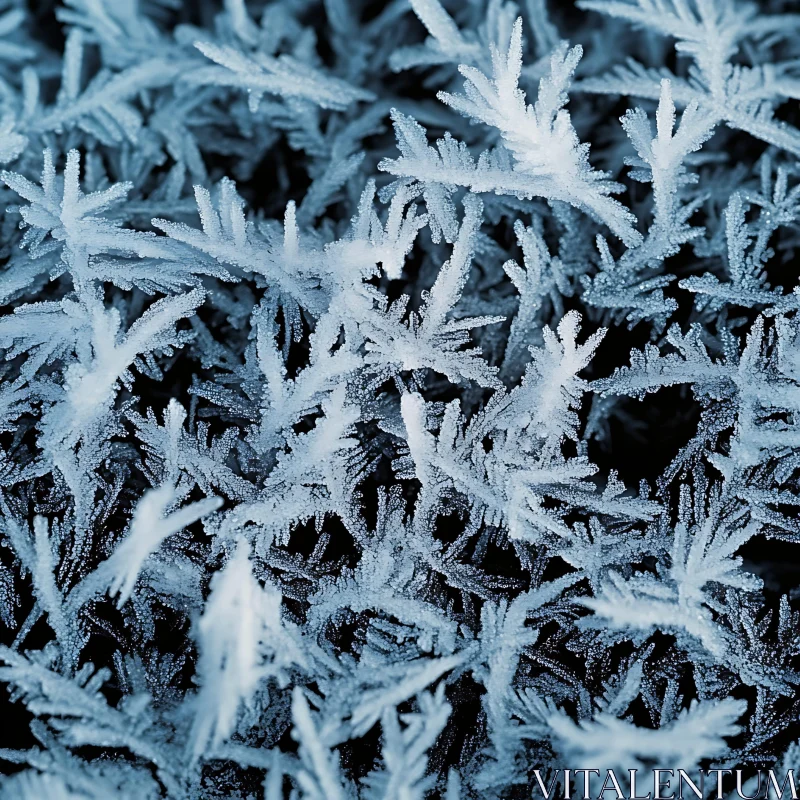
[[0, 0, 797, 798]]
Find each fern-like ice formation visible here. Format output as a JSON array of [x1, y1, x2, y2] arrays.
[[0, 0, 797, 797]]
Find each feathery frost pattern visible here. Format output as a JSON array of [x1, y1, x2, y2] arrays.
[[0, 0, 797, 798]]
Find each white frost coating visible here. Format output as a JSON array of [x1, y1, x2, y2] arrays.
[[108, 485, 223, 606]]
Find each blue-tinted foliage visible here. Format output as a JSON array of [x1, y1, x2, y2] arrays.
[[0, 0, 797, 798]]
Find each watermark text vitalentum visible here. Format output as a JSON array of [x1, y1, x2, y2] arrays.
[[532, 769, 798, 800]]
